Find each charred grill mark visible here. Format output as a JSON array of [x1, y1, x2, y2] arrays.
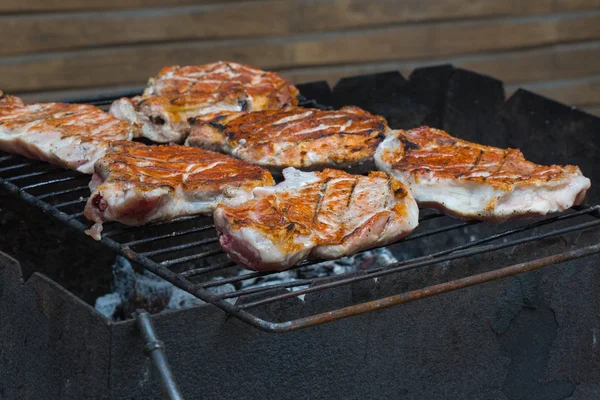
[[340, 221, 367, 243], [457, 149, 484, 178], [382, 214, 393, 233], [208, 121, 226, 131], [346, 180, 358, 208], [494, 150, 509, 177], [312, 178, 331, 225], [169, 96, 184, 105], [399, 135, 420, 151]]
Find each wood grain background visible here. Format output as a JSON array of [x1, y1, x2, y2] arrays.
[[2, 0, 599, 116]]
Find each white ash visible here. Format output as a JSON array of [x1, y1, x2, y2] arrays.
[[238, 248, 398, 293], [95, 248, 398, 320], [95, 256, 235, 320]]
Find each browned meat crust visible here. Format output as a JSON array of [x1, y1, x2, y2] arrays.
[[84, 141, 274, 239], [186, 106, 388, 171]]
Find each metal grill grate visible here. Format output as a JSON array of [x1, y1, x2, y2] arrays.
[[1, 94, 599, 332]]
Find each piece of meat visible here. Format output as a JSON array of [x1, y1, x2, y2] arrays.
[[185, 106, 389, 172], [0, 94, 133, 174], [213, 168, 419, 272], [110, 62, 299, 143], [84, 141, 274, 240], [375, 127, 591, 221], [0, 91, 25, 109]]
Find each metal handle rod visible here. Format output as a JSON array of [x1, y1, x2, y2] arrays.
[[136, 311, 184, 400]]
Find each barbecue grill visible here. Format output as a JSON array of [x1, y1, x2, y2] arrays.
[[1, 154, 599, 329], [1, 66, 599, 399]]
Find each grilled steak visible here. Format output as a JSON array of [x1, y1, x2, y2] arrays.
[[375, 127, 591, 221], [214, 168, 419, 271], [84, 141, 274, 240], [185, 106, 389, 172], [0, 93, 133, 174], [110, 62, 299, 143]]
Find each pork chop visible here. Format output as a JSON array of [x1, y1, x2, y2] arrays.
[[0, 94, 133, 174], [84, 141, 274, 240], [110, 62, 299, 143], [185, 106, 389, 172], [213, 168, 419, 272], [375, 127, 591, 221]]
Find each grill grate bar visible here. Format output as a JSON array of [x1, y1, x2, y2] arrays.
[[103, 217, 215, 238], [141, 237, 220, 257], [19, 175, 82, 190], [237, 218, 600, 310], [0, 155, 15, 163], [180, 261, 237, 278], [37, 185, 89, 199], [201, 268, 282, 289], [0, 162, 35, 173], [54, 197, 89, 208], [219, 280, 312, 300], [67, 211, 86, 220], [419, 213, 444, 222], [400, 220, 478, 243], [5, 169, 54, 182], [125, 225, 218, 247], [159, 248, 225, 267]]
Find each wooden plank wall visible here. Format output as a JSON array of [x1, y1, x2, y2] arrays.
[[2, 0, 599, 116]]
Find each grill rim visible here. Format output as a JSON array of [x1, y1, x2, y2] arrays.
[[0, 91, 599, 333]]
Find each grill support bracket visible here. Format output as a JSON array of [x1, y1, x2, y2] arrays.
[[136, 311, 184, 400]]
